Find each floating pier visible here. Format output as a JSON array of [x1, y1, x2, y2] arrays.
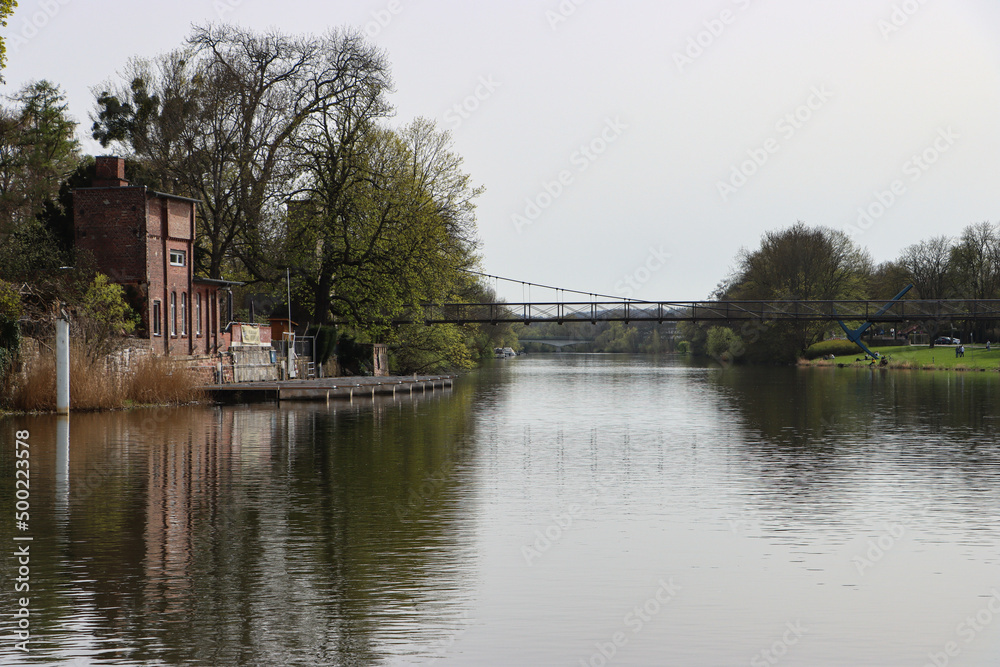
[[202, 375, 457, 403]]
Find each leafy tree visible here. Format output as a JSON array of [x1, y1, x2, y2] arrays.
[[391, 323, 475, 374], [0, 80, 80, 237], [284, 119, 479, 336], [0, 0, 16, 80], [0, 219, 66, 281], [724, 222, 871, 301], [706, 326, 743, 364], [715, 222, 872, 362]]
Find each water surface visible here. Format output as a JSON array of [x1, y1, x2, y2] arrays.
[[2, 355, 1000, 665]]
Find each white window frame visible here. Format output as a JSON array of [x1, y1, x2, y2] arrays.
[[195, 293, 202, 336], [169, 249, 186, 267], [180, 293, 187, 336], [170, 292, 177, 336]]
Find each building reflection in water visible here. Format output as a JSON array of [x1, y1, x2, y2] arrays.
[[1, 384, 479, 665]]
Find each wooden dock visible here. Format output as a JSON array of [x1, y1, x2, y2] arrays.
[[202, 375, 457, 403]]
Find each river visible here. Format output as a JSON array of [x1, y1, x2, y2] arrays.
[[2, 354, 1000, 666]]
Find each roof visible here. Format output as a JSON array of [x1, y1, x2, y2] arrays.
[[193, 277, 245, 287], [73, 185, 202, 205]]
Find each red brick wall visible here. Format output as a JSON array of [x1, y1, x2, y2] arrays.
[[145, 195, 196, 356], [74, 167, 217, 360], [167, 199, 192, 239], [74, 188, 147, 284]]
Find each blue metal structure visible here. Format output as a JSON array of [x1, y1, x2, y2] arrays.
[[835, 285, 913, 358]]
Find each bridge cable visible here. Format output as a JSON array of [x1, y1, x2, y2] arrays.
[[460, 268, 640, 302]]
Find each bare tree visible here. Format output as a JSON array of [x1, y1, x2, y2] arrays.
[[898, 235, 953, 299], [949, 222, 1000, 341], [92, 24, 392, 280]]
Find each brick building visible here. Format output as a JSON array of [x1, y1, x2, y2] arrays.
[[73, 156, 242, 356]]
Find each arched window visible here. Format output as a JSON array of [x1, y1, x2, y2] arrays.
[[152, 300, 162, 337], [180, 293, 187, 336]]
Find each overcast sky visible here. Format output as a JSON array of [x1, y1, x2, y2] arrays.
[[5, 0, 1000, 302]]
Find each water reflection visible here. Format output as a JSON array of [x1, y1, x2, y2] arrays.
[[3, 358, 1000, 665], [0, 387, 479, 666]]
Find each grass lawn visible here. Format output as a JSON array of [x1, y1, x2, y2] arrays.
[[819, 344, 1000, 371]]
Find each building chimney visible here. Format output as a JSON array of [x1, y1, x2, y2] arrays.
[[93, 156, 129, 188]]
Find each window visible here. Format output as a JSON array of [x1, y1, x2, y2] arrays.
[[169, 249, 186, 266], [180, 293, 187, 336], [170, 292, 177, 336], [195, 293, 202, 336], [152, 300, 162, 336]]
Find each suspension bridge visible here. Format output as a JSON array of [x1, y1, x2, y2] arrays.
[[392, 272, 1000, 326], [394, 299, 1000, 325]]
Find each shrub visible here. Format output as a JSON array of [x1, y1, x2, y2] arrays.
[[803, 339, 863, 360], [80, 274, 139, 360]]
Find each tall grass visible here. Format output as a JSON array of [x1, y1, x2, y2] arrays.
[[5, 345, 203, 412], [126, 355, 204, 405]]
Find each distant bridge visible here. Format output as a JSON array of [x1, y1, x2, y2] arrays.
[[393, 299, 1000, 325], [518, 338, 595, 348]]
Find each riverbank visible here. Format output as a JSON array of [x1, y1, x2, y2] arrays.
[[800, 344, 1000, 371], [3, 352, 206, 413]]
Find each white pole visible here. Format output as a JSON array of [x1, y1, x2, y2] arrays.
[[56, 316, 70, 414], [286, 268, 295, 379], [55, 415, 69, 518]]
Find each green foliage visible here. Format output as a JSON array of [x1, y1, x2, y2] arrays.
[[0, 220, 67, 280], [0, 278, 21, 396], [802, 339, 864, 360], [715, 222, 872, 363], [0, 81, 81, 235], [285, 120, 480, 336], [391, 324, 475, 375], [678, 321, 707, 356], [0, 0, 16, 80], [83, 274, 138, 333], [516, 319, 679, 355], [706, 326, 744, 363], [79, 274, 139, 361], [92, 76, 163, 151], [0, 279, 22, 320]]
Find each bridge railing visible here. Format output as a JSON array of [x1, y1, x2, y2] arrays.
[[392, 300, 1000, 324]]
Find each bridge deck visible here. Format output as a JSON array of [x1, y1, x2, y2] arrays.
[[388, 300, 1000, 325]]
